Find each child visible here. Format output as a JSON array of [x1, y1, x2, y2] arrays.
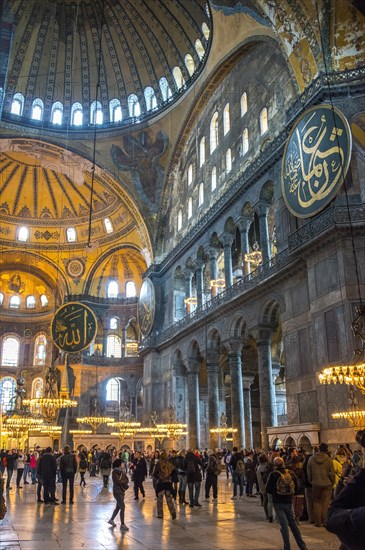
[[108, 459, 129, 531]]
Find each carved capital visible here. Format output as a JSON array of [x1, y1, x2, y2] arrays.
[[251, 327, 272, 344], [187, 357, 200, 374], [183, 268, 194, 280], [235, 216, 251, 232], [220, 232, 234, 247], [207, 246, 220, 260], [195, 258, 205, 270], [242, 375, 255, 390], [255, 201, 270, 217], [225, 338, 243, 355]]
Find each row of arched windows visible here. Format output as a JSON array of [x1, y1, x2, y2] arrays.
[[0, 334, 46, 367], [107, 281, 137, 299], [0, 293, 48, 309], [15, 219, 114, 243]]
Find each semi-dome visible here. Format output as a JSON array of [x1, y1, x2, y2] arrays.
[[2, 0, 212, 130]]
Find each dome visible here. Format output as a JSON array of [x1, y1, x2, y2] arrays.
[[2, 0, 212, 130]]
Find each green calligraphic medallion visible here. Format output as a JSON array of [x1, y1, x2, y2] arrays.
[[282, 104, 352, 218], [138, 278, 155, 337], [51, 302, 97, 352]]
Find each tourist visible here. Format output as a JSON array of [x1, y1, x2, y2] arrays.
[[78, 450, 88, 487], [29, 451, 37, 484], [256, 453, 273, 522], [37, 447, 58, 504], [307, 442, 335, 527], [23, 451, 30, 485], [107, 458, 129, 531], [4, 449, 18, 491], [153, 450, 176, 519], [131, 450, 147, 500], [149, 450, 160, 494], [244, 456, 257, 497], [184, 448, 202, 508], [16, 450, 25, 489], [169, 449, 180, 500], [224, 449, 233, 479], [230, 446, 245, 499], [204, 450, 220, 501], [99, 449, 112, 488], [175, 449, 188, 504], [60, 446, 77, 504]]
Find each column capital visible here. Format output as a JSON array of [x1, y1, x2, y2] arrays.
[[235, 216, 251, 232], [255, 201, 270, 217], [251, 326, 273, 344], [225, 339, 243, 355], [183, 267, 194, 280], [206, 348, 219, 368], [220, 232, 234, 247], [207, 246, 220, 260], [195, 258, 205, 270], [242, 375, 255, 390], [187, 357, 200, 374]]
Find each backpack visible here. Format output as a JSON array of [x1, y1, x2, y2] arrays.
[[235, 459, 245, 474], [79, 458, 87, 470], [187, 459, 196, 474], [100, 455, 111, 469], [276, 469, 295, 496], [213, 458, 223, 476]]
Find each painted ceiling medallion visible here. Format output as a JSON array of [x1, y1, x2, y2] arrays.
[[65, 258, 86, 281]]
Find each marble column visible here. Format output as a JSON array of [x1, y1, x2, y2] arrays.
[[256, 202, 271, 264], [121, 327, 127, 359], [236, 217, 251, 276], [256, 328, 275, 450], [183, 268, 194, 315], [102, 326, 108, 357], [206, 350, 220, 450], [228, 341, 245, 449], [271, 363, 281, 426], [187, 359, 200, 450], [196, 259, 205, 309], [221, 233, 234, 288], [208, 247, 219, 298], [242, 376, 254, 450]]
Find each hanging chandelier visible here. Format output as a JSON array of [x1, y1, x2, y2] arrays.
[[184, 296, 197, 306], [76, 416, 114, 434], [332, 409, 365, 428], [244, 241, 262, 268], [107, 420, 141, 439], [210, 278, 225, 289], [210, 412, 237, 442], [156, 406, 187, 440], [69, 429, 93, 436]]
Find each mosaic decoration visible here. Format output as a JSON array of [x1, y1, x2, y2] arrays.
[[138, 278, 155, 337], [51, 302, 97, 353], [8, 273, 25, 293], [34, 230, 60, 240], [64, 258, 86, 282]]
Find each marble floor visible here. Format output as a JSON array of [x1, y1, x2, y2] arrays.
[[1, 475, 340, 550]]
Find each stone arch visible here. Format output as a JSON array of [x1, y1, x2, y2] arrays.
[[257, 295, 284, 328], [187, 339, 202, 363], [298, 434, 312, 452], [172, 348, 187, 376], [223, 216, 236, 236], [241, 201, 254, 219], [259, 180, 274, 204], [284, 435, 296, 447], [228, 314, 248, 340], [207, 327, 221, 352]]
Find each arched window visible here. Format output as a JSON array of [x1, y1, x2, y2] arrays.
[[40, 294, 48, 307], [210, 112, 219, 153], [107, 280, 118, 298], [195, 39, 205, 60], [90, 100, 103, 124], [223, 103, 230, 135], [159, 77, 172, 102], [31, 98, 44, 121], [226, 148, 232, 173], [173, 66, 185, 90], [18, 226, 29, 242], [241, 92, 248, 116], [199, 137, 206, 166], [126, 281, 136, 298], [184, 54, 195, 77], [1, 337, 20, 366], [109, 98, 122, 123], [66, 227, 77, 242], [104, 218, 113, 234], [51, 101, 63, 125], [71, 102, 83, 126], [106, 377, 120, 401], [188, 164, 193, 186], [202, 22, 210, 39], [110, 317, 118, 330], [211, 166, 217, 191], [106, 335, 122, 358], [144, 87, 157, 111], [177, 209, 182, 231], [198, 182, 204, 206], [128, 94, 141, 118], [9, 296, 20, 309], [32, 378, 44, 398], [188, 197, 193, 219], [242, 128, 249, 155], [26, 295, 36, 309], [34, 334, 47, 365], [11, 92, 24, 116], [0, 292, 3, 306], [0, 377, 16, 412], [260, 107, 268, 135]]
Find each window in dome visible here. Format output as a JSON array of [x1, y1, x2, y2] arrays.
[[0, 292, 3, 306], [109, 98, 122, 122], [126, 281, 136, 298], [110, 317, 118, 330], [32, 378, 44, 399], [128, 94, 141, 118], [188, 164, 193, 186], [241, 92, 248, 116], [188, 197, 193, 219], [202, 22, 210, 39], [210, 112, 219, 153], [34, 334, 47, 365], [9, 296, 20, 309], [104, 218, 113, 234], [71, 102, 83, 126], [51, 101, 63, 124], [40, 294, 48, 307], [106, 336, 122, 358], [184, 54, 195, 77], [199, 137, 206, 166], [177, 209, 182, 231], [107, 280, 118, 298], [195, 39, 205, 60], [198, 182, 204, 206], [11, 92, 24, 116], [90, 100, 103, 124], [260, 107, 268, 135], [223, 103, 230, 135], [1, 337, 20, 367], [31, 98, 44, 121], [144, 87, 157, 111], [0, 377, 16, 411], [18, 226, 29, 242], [173, 66, 185, 90], [26, 295, 36, 309], [159, 77, 172, 102], [211, 166, 217, 191], [66, 227, 77, 242], [106, 377, 120, 400], [226, 148, 232, 173], [242, 127, 249, 155]]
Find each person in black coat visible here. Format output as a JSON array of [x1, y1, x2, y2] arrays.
[[60, 446, 77, 504], [4, 449, 18, 491], [131, 451, 147, 500], [183, 450, 202, 508], [37, 447, 58, 504]]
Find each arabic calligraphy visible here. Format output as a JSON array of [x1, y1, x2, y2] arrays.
[[51, 302, 97, 352], [282, 105, 351, 218]]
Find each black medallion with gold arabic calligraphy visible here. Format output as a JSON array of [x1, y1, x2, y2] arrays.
[[51, 302, 97, 353], [282, 104, 352, 218], [138, 278, 155, 337]]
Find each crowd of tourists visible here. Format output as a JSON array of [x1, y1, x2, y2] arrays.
[[1, 438, 364, 549]]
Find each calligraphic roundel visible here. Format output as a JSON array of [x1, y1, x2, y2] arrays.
[[282, 104, 352, 218], [138, 278, 156, 337], [51, 302, 97, 353]]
